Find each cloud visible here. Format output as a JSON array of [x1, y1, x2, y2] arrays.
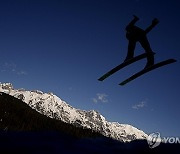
[[92, 93, 108, 103], [17, 71, 27, 75], [92, 98, 98, 103], [132, 101, 147, 110], [1, 62, 27, 76], [1, 62, 16, 72]]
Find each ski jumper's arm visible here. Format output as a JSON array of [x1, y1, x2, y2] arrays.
[[126, 15, 139, 30], [145, 18, 159, 34]]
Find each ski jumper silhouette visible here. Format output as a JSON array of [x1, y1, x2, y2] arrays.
[[98, 16, 176, 84], [124, 15, 159, 68]]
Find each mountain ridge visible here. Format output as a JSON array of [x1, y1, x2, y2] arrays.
[[0, 82, 147, 142], [0, 85, 179, 153]]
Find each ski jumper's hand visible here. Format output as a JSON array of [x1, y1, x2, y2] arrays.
[[133, 15, 139, 21], [152, 18, 159, 26]]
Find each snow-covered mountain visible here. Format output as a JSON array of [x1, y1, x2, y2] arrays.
[[0, 83, 147, 142]]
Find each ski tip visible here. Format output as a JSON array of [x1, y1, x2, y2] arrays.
[[119, 83, 124, 86], [172, 59, 177, 62], [166, 58, 177, 64], [98, 75, 108, 81], [98, 78, 103, 81], [119, 81, 127, 86]]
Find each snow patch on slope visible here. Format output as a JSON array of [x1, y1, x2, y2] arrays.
[[0, 83, 147, 142]]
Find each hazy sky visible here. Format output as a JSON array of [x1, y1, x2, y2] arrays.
[[0, 0, 180, 137]]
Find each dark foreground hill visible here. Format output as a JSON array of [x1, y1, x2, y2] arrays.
[[0, 92, 179, 154], [0, 92, 101, 137]]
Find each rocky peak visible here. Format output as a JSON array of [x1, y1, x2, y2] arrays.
[[0, 83, 13, 90]]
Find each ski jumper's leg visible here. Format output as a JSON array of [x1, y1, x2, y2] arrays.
[[124, 40, 136, 61], [139, 36, 152, 53], [139, 36, 154, 67]]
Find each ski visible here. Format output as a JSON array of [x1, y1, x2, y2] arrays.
[[98, 53, 153, 81], [119, 59, 177, 86]]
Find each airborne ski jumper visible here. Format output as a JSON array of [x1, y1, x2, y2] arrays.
[[124, 15, 158, 68], [98, 16, 176, 85]]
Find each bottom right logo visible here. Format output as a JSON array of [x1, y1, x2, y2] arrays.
[[147, 132, 180, 148], [147, 132, 161, 148]]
